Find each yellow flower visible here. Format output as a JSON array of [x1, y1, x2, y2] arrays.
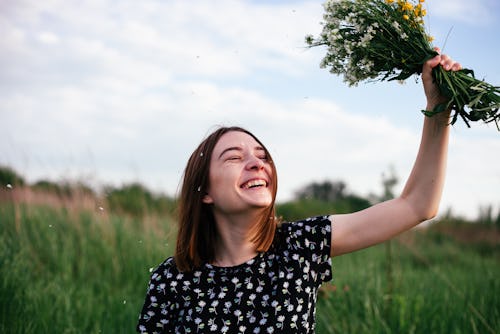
[[402, 2, 413, 11], [403, 14, 409, 20], [386, 0, 394, 3], [427, 35, 434, 42], [414, 4, 422, 16], [419, 0, 425, 3]]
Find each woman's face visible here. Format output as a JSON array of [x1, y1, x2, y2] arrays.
[[202, 131, 274, 216]]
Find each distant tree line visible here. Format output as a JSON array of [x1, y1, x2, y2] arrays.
[[278, 180, 371, 221], [1, 165, 499, 226], [0, 165, 176, 217]]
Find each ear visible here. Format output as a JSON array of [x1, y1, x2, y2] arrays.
[[202, 193, 213, 204]]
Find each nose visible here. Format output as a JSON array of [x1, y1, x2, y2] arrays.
[[246, 155, 265, 170]]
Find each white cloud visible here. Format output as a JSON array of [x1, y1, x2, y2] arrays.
[[444, 133, 500, 216], [37, 31, 60, 44]]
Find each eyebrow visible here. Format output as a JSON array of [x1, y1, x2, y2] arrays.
[[218, 146, 265, 159]]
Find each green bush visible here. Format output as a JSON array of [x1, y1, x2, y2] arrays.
[[105, 183, 176, 217], [0, 165, 25, 187], [277, 196, 370, 222]]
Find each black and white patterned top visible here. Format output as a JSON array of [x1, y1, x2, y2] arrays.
[[136, 215, 332, 334]]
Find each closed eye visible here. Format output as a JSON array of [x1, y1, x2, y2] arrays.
[[256, 147, 268, 162]]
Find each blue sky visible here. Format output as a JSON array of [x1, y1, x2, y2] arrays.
[[1, 0, 499, 219]]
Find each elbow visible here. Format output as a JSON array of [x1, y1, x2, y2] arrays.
[[401, 195, 440, 223], [420, 209, 437, 222], [416, 202, 440, 222], [420, 199, 441, 221]]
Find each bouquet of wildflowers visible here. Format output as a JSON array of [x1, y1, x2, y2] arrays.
[[305, 0, 500, 129]]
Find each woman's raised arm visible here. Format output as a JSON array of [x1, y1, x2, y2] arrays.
[[330, 51, 462, 257]]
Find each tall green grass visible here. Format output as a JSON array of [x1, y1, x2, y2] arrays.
[[0, 203, 175, 333], [1, 201, 498, 333], [316, 231, 499, 333]]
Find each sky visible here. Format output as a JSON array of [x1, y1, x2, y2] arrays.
[[1, 0, 499, 220]]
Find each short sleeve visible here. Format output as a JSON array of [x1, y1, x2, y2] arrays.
[[280, 215, 332, 284], [136, 258, 177, 334]]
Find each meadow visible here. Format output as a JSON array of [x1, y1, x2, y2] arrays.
[[1, 188, 499, 334]]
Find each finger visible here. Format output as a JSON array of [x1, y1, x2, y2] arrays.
[[451, 62, 462, 71], [425, 54, 441, 70], [439, 54, 461, 71], [439, 54, 451, 68]]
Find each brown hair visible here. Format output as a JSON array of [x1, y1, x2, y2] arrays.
[[174, 126, 278, 272]]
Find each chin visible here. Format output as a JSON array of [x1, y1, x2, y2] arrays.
[[249, 197, 273, 208]]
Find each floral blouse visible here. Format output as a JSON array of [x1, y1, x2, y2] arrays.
[[136, 215, 332, 334]]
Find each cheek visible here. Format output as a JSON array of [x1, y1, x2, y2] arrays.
[[210, 167, 237, 189], [266, 164, 273, 175], [266, 165, 275, 182]]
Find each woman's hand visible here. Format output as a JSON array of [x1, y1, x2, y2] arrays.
[[422, 48, 462, 111]]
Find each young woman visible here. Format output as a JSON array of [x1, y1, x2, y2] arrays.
[[137, 52, 461, 333]]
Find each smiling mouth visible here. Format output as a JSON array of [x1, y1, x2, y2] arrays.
[[241, 179, 268, 189]]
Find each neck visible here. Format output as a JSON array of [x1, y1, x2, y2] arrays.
[[211, 210, 262, 267]]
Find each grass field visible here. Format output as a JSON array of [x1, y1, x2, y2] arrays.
[[1, 196, 499, 333]]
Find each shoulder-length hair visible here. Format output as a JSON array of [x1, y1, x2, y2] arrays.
[[174, 126, 278, 272]]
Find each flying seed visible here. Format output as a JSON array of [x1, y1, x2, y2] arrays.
[[6, 184, 12, 189], [149, 267, 154, 273], [197, 186, 201, 192], [200, 152, 204, 157]]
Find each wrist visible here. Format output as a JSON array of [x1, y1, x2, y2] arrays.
[[422, 103, 451, 122], [423, 100, 451, 115]]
